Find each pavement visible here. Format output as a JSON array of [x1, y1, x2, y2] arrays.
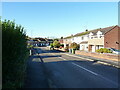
[[23, 55, 49, 88], [66, 52, 119, 68], [24, 47, 120, 88]]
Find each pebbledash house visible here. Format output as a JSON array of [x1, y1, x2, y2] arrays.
[[62, 25, 120, 52]]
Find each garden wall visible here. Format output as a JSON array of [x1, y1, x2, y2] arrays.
[[75, 50, 120, 61]]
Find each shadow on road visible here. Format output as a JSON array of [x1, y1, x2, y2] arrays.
[[24, 47, 119, 88]]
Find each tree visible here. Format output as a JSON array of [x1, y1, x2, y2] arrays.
[[50, 43, 53, 48], [53, 38, 59, 41], [53, 40, 60, 48], [69, 42, 79, 49]]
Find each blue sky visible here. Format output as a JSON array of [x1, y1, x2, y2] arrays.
[[2, 2, 118, 38]]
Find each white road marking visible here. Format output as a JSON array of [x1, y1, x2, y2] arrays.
[[58, 57, 67, 60], [50, 53, 67, 60], [72, 62, 98, 76], [40, 50, 117, 86], [32, 58, 41, 62], [51, 53, 98, 76], [62, 53, 94, 61]]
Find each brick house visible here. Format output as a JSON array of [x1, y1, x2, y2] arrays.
[[88, 25, 120, 52], [104, 25, 120, 50]]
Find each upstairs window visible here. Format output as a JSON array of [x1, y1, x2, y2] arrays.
[[91, 37, 93, 39], [97, 31, 102, 38], [81, 37, 84, 40]]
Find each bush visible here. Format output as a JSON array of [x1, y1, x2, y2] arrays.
[[53, 40, 60, 48], [64, 46, 69, 52], [59, 44, 64, 49], [2, 19, 29, 88], [69, 42, 79, 50], [60, 44, 64, 47], [50, 43, 53, 48], [27, 44, 33, 49], [96, 48, 112, 53]]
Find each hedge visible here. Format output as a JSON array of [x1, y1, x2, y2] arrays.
[[96, 48, 112, 53], [2, 19, 29, 88]]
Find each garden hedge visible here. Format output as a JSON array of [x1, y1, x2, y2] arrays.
[[2, 19, 29, 88]]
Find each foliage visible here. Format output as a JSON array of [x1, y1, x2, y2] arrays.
[[69, 42, 79, 49], [50, 43, 53, 47], [60, 44, 64, 47], [96, 48, 112, 53], [64, 46, 69, 52], [27, 44, 33, 49], [53, 40, 60, 48], [59, 44, 64, 49], [2, 19, 29, 88]]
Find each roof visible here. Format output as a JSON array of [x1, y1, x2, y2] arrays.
[[46, 39, 53, 42], [80, 41, 88, 44], [63, 25, 119, 39], [35, 38, 46, 41], [64, 35, 73, 39], [74, 31, 90, 37], [88, 26, 117, 35]]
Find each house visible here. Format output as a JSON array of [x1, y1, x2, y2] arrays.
[[62, 25, 120, 52], [35, 38, 46, 46], [88, 25, 120, 52], [63, 31, 90, 51], [59, 37, 64, 44], [63, 35, 73, 47], [104, 25, 120, 50], [45, 39, 53, 46]]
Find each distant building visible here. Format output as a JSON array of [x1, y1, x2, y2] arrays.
[[34, 37, 54, 46]]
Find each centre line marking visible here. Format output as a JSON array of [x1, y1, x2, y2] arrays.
[[72, 62, 98, 76]]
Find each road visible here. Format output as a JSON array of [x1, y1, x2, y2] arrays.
[[29, 47, 119, 88]]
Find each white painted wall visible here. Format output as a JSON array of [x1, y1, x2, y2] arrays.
[[80, 44, 88, 51], [97, 31, 103, 38], [73, 34, 89, 44], [73, 36, 82, 44]]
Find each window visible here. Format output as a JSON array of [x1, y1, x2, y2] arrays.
[[91, 37, 93, 39], [81, 37, 84, 40]]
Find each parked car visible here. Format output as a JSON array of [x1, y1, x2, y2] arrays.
[[107, 48, 120, 55]]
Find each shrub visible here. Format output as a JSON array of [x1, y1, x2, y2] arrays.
[[69, 42, 79, 50], [53, 40, 60, 48], [64, 46, 69, 52], [2, 19, 29, 88], [96, 48, 112, 53], [60, 44, 64, 47], [50, 43, 53, 48], [27, 44, 33, 49]]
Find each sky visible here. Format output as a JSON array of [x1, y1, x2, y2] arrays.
[[2, 2, 118, 38]]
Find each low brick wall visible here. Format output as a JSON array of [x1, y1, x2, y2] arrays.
[[75, 50, 120, 61]]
